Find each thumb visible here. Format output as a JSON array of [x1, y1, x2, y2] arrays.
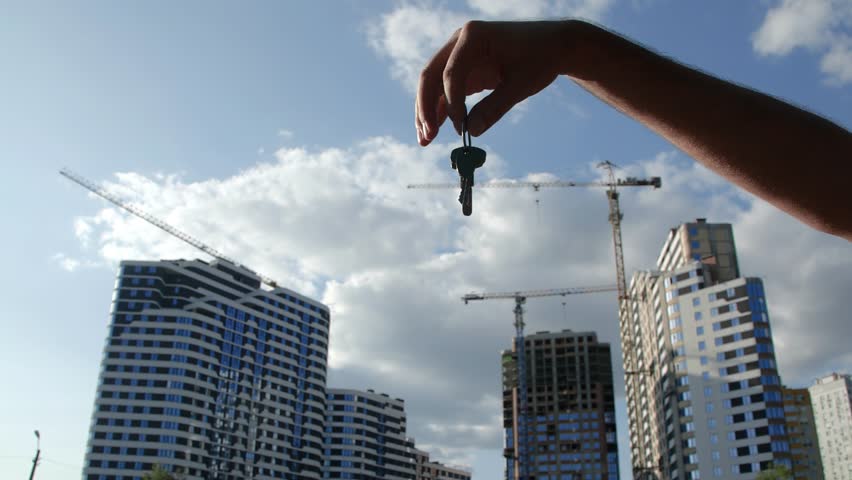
[[466, 77, 530, 137]]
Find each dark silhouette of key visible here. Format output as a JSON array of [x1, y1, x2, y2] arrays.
[[450, 125, 486, 216]]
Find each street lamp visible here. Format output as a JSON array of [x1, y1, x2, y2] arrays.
[[29, 430, 41, 480]]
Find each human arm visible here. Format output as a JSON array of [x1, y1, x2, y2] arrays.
[[415, 20, 852, 240]]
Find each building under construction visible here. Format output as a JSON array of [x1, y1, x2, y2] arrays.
[[501, 330, 619, 480]]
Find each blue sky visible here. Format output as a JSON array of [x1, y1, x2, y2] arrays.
[[1, 1, 851, 479]]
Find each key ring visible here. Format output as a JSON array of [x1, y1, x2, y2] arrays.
[[462, 116, 472, 148]]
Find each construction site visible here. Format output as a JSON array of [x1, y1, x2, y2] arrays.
[[58, 163, 671, 480], [7, 4, 849, 480]]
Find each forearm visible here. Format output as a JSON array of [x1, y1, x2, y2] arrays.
[[562, 20, 852, 240]]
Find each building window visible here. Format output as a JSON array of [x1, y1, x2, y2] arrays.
[[697, 326, 704, 335], [694, 311, 703, 321], [700, 356, 708, 365], [692, 298, 700, 307], [698, 341, 706, 351]]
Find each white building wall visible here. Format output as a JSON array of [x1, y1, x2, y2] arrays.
[[810, 373, 852, 480]]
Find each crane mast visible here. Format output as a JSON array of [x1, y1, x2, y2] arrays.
[[596, 162, 655, 479], [598, 162, 628, 304], [59, 168, 278, 288], [462, 286, 617, 480]]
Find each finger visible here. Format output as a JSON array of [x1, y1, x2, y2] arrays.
[[417, 30, 460, 144], [466, 76, 530, 137], [415, 94, 428, 146], [435, 94, 449, 133], [443, 22, 485, 135]]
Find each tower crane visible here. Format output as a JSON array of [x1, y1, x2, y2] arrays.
[[59, 168, 278, 288], [416, 162, 661, 479], [462, 285, 617, 480]]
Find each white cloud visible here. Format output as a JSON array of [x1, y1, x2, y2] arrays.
[[53, 253, 81, 272], [52, 252, 100, 272], [752, 0, 852, 85], [821, 39, 852, 85], [278, 129, 294, 139], [73, 218, 93, 247], [366, 5, 470, 93], [68, 137, 852, 463]]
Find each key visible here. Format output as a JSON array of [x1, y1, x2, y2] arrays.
[[450, 122, 486, 216]]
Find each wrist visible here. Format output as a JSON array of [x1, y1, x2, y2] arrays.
[[556, 19, 605, 79]]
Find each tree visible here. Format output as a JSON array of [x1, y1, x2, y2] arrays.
[[142, 465, 177, 480], [756, 465, 793, 480]]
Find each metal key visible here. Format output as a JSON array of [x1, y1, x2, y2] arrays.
[[450, 122, 486, 216]]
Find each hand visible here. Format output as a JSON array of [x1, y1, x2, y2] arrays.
[[415, 20, 575, 146]]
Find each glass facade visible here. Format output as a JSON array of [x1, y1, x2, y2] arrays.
[[323, 389, 416, 480], [83, 259, 330, 480]]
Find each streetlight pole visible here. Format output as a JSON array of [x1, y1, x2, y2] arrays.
[[28, 430, 41, 480]]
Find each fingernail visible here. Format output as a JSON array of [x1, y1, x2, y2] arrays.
[[416, 125, 423, 144]]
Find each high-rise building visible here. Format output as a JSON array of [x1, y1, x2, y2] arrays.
[[809, 373, 852, 480], [420, 462, 470, 480], [781, 386, 823, 480], [501, 330, 619, 480], [622, 219, 791, 480], [82, 259, 331, 480], [413, 448, 471, 480], [323, 388, 417, 480]]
